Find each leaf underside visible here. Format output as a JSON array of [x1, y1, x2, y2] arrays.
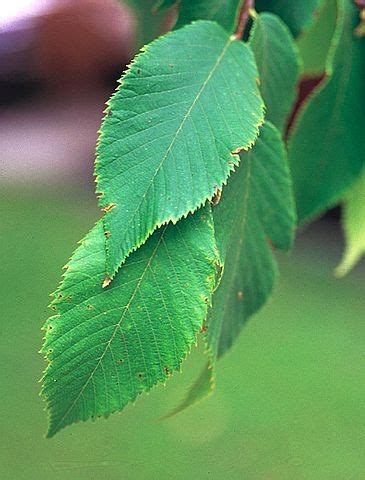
[[42, 207, 218, 437], [96, 20, 264, 278]]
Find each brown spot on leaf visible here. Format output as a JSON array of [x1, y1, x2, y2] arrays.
[[237, 291, 244, 301], [231, 147, 243, 155], [101, 203, 116, 213], [102, 276, 112, 288], [211, 187, 222, 206], [266, 237, 275, 251]]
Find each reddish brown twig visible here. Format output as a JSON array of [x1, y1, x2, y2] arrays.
[[234, 0, 255, 39], [354, 0, 365, 8]]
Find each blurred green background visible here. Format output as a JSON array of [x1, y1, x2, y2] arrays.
[[1, 186, 364, 479]]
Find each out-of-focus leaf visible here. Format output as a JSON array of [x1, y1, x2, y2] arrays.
[[297, 0, 337, 77], [96, 21, 264, 279], [255, 0, 322, 37], [41, 207, 219, 436], [288, 0, 365, 223], [208, 122, 296, 358], [171, 16, 300, 412], [123, 0, 169, 48], [249, 12, 301, 133], [175, 0, 241, 32], [163, 362, 214, 418], [337, 169, 365, 276], [153, 0, 178, 11]]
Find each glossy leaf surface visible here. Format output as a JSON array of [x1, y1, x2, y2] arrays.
[[42, 208, 218, 436], [96, 21, 264, 278]]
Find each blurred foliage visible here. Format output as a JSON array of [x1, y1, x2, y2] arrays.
[[297, 0, 337, 76], [255, 0, 322, 37], [124, 0, 173, 48], [289, 0, 365, 223], [1, 186, 364, 479], [337, 168, 365, 276]]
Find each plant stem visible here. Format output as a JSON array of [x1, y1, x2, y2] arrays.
[[354, 0, 365, 8], [234, 0, 255, 39]]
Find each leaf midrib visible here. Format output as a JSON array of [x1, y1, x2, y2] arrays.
[[50, 226, 168, 434], [107, 34, 236, 275]]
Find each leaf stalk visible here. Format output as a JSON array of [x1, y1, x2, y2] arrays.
[[234, 0, 255, 39]]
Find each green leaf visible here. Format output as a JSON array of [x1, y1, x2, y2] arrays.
[[249, 12, 301, 133], [163, 361, 214, 418], [208, 122, 296, 358], [171, 22, 299, 411], [171, 126, 294, 411], [288, 0, 365, 223], [175, 0, 241, 32], [297, 0, 337, 77], [162, 127, 292, 419], [41, 207, 219, 436], [255, 0, 322, 37], [336, 168, 365, 277], [153, 0, 177, 11], [124, 0, 172, 48], [96, 20, 264, 278]]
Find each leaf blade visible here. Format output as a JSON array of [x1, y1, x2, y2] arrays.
[[208, 122, 296, 358], [42, 207, 218, 436], [96, 21, 264, 277], [175, 0, 241, 32], [255, 0, 322, 37], [337, 168, 365, 276], [288, 0, 365, 223], [249, 12, 301, 133], [297, 0, 337, 77]]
